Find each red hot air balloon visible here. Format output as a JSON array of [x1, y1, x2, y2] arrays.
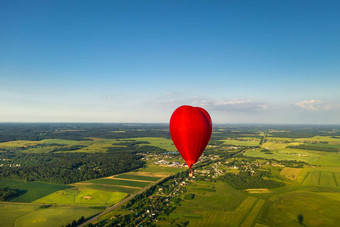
[[169, 105, 212, 169]]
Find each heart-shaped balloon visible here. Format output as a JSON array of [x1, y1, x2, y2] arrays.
[[169, 105, 212, 168]]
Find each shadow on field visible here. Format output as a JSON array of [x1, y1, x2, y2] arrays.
[[298, 214, 305, 225], [4, 187, 27, 201]]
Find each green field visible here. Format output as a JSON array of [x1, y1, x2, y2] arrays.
[[86, 178, 150, 188], [243, 148, 320, 163], [129, 137, 176, 151], [302, 171, 339, 187], [280, 167, 302, 180], [135, 163, 183, 177], [302, 171, 320, 186], [165, 173, 340, 227], [0, 137, 177, 153], [42, 138, 84, 145], [242, 136, 340, 167], [320, 171, 337, 187], [220, 138, 260, 147], [240, 199, 265, 227], [0, 203, 102, 227], [0, 138, 116, 153], [0, 140, 43, 149], [296, 136, 340, 143], [0, 180, 70, 202], [114, 174, 161, 182], [260, 191, 340, 226], [80, 183, 137, 193], [34, 187, 128, 206], [164, 181, 266, 226], [0, 203, 39, 227]]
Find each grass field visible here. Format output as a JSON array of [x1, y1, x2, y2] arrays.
[[243, 148, 319, 163], [42, 139, 84, 146], [77, 183, 137, 193], [128, 137, 176, 151], [0, 137, 177, 153], [86, 178, 150, 188], [296, 136, 340, 143], [0, 138, 115, 153], [134, 163, 183, 177], [114, 174, 161, 182], [0, 203, 103, 227], [320, 172, 337, 187], [243, 136, 340, 167], [34, 187, 128, 206], [280, 167, 302, 180], [171, 194, 263, 227], [309, 150, 340, 166], [302, 171, 339, 187], [165, 181, 266, 226], [0, 179, 70, 202], [260, 191, 340, 226], [220, 138, 260, 147], [241, 199, 265, 227], [302, 171, 320, 186], [0, 203, 39, 227], [0, 140, 43, 149]]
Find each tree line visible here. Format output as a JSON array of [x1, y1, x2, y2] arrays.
[[219, 171, 285, 189]]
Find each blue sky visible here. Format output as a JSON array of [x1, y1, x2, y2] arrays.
[[1, 0, 339, 124]]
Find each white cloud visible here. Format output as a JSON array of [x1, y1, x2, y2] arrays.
[[157, 97, 268, 112], [294, 100, 339, 111], [201, 99, 268, 112]]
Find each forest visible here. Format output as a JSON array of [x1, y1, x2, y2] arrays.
[[0, 152, 144, 184]]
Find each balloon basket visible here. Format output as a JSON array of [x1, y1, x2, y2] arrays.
[[189, 169, 194, 178]]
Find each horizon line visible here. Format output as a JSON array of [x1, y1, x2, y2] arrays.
[[0, 121, 339, 126]]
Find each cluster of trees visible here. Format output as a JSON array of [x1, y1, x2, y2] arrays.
[[260, 149, 273, 154], [0, 188, 19, 201], [0, 152, 144, 184], [62, 216, 85, 227], [184, 193, 195, 200], [219, 172, 285, 189], [276, 159, 306, 168]]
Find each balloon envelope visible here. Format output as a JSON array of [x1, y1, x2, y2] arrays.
[[196, 107, 212, 149], [169, 105, 212, 168]]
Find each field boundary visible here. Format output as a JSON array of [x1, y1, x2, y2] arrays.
[[238, 197, 258, 227], [332, 172, 339, 187], [106, 176, 154, 183], [317, 171, 321, 186], [74, 182, 143, 190], [241, 199, 265, 227], [301, 171, 310, 185]]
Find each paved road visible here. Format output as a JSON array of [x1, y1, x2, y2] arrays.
[[79, 178, 164, 227]]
